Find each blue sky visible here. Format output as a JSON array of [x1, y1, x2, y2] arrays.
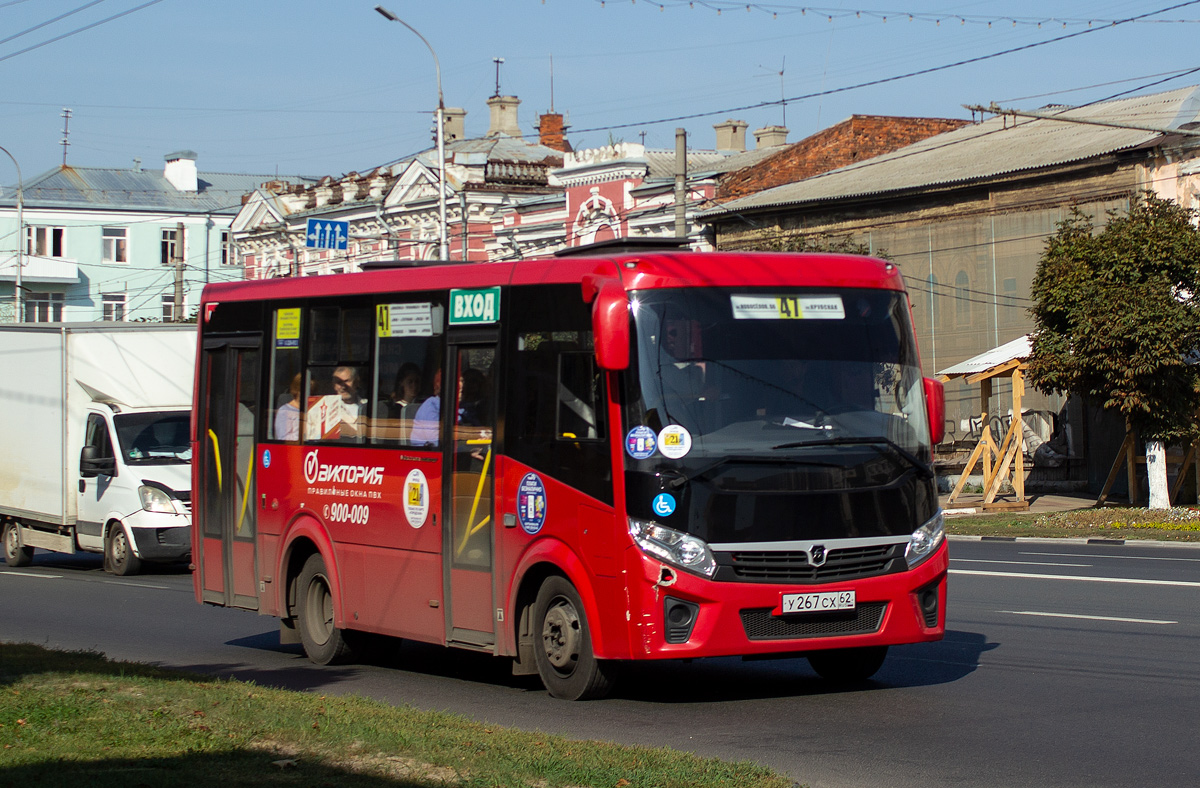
[[2, 0, 1198, 183]]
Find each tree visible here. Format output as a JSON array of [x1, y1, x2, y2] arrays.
[[1027, 193, 1200, 508]]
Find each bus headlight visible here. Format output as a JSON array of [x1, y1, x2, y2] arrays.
[[138, 484, 176, 514], [628, 518, 717, 577], [905, 510, 945, 568]]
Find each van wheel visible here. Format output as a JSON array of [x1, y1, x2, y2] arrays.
[[533, 576, 614, 700], [3, 521, 33, 567], [295, 554, 357, 665], [807, 646, 888, 683], [105, 526, 141, 576]]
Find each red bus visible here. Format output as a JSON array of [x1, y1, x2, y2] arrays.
[[192, 251, 947, 700]]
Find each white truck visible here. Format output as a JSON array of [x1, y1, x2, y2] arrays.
[[0, 323, 196, 575]]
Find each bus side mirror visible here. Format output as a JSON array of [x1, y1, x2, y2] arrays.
[[588, 278, 630, 371], [923, 377, 945, 445]]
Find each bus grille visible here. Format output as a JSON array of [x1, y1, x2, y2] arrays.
[[740, 602, 887, 641], [719, 543, 904, 583]]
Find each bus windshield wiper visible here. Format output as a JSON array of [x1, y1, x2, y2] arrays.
[[770, 436, 934, 480]]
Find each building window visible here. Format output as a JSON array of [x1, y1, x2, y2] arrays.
[[102, 293, 126, 322], [162, 294, 177, 322], [220, 230, 231, 265], [161, 228, 181, 266], [102, 227, 128, 264], [25, 292, 64, 322], [26, 226, 65, 257], [955, 271, 971, 325]]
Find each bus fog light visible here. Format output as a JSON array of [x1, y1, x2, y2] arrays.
[[628, 518, 717, 577], [905, 510, 945, 568]]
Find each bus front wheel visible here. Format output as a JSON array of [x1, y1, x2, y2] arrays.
[[295, 553, 357, 665], [532, 576, 614, 700], [807, 646, 888, 682]]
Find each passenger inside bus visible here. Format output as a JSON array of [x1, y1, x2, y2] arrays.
[[385, 362, 424, 442], [306, 365, 369, 441], [409, 367, 442, 445], [273, 373, 302, 441]]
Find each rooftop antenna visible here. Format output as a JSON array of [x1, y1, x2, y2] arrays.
[[492, 56, 505, 97], [756, 59, 787, 128], [549, 53, 555, 113], [60, 107, 72, 167]]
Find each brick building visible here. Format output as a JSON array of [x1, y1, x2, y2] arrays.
[[717, 115, 969, 201]]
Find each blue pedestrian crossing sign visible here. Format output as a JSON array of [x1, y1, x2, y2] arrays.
[[306, 218, 349, 250]]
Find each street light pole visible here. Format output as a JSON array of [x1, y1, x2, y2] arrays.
[[0, 145, 23, 322], [374, 6, 450, 261]]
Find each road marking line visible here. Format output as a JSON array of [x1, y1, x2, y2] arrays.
[[951, 569, 1200, 588], [953, 559, 1091, 567], [1000, 610, 1177, 625], [0, 571, 63, 579], [106, 580, 170, 590], [1021, 551, 1200, 563]]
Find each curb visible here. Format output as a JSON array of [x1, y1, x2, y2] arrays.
[[947, 534, 1200, 548]]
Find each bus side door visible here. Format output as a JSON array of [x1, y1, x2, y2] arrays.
[[197, 337, 261, 610], [444, 340, 498, 646]]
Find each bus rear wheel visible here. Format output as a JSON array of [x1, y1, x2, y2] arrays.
[[295, 553, 356, 665], [3, 521, 33, 567], [532, 576, 614, 700], [807, 646, 888, 683]]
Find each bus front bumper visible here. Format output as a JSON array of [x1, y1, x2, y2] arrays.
[[623, 540, 948, 660]]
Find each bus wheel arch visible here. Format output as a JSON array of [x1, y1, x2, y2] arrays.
[[529, 572, 615, 700]]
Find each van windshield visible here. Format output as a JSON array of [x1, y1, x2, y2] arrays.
[[114, 412, 192, 465]]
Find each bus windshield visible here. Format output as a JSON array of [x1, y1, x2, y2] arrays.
[[624, 287, 930, 466]]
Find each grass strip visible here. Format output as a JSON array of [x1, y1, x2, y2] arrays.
[[947, 505, 1200, 542], [0, 643, 792, 788]]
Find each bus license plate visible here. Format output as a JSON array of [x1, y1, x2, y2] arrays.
[[782, 590, 856, 614]]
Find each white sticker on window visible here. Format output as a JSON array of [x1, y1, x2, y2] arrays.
[[731, 295, 845, 320]]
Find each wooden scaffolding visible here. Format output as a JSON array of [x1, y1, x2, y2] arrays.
[[939, 340, 1031, 512]]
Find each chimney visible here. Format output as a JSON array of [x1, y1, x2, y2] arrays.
[[163, 150, 198, 192], [486, 95, 522, 137], [753, 125, 789, 148], [538, 112, 571, 152], [713, 119, 748, 152], [443, 107, 467, 142]]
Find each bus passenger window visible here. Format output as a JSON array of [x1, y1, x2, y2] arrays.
[[371, 301, 443, 446], [557, 352, 602, 440], [269, 307, 302, 442]]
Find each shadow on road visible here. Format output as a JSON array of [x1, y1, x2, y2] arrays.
[[205, 628, 997, 703]]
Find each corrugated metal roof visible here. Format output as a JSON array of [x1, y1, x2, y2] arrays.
[[937, 334, 1030, 379], [5, 165, 317, 214], [642, 146, 777, 179], [704, 86, 1200, 216]]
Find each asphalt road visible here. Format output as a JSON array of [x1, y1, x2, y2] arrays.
[[2, 537, 1199, 787]]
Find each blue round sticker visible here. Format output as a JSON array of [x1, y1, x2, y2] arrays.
[[262, 449, 272, 469], [652, 493, 677, 517], [517, 473, 547, 535], [625, 425, 658, 459]]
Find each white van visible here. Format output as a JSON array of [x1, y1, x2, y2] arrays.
[[0, 324, 196, 575]]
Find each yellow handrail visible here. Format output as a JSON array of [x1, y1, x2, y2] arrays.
[[206, 429, 222, 491], [235, 447, 255, 536], [457, 444, 493, 557]]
